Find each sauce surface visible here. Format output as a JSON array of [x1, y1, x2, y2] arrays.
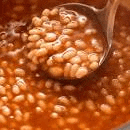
[[0, 0, 130, 130]]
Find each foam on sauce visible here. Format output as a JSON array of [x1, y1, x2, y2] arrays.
[[0, 0, 130, 130]]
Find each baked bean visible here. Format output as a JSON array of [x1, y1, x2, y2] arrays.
[[53, 54, 64, 63], [70, 64, 79, 78], [48, 66, 63, 77], [44, 33, 57, 42], [75, 40, 87, 49], [35, 48, 48, 57], [50, 8, 59, 16], [42, 9, 50, 16], [28, 34, 40, 42], [42, 21, 53, 31], [63, 48, 77, 60], [62, 29, 74, 35], [89, 62, 99, 70], [85, 29, 97, 35], [64, 63, 72, 77], [41, 16, 49, 22], [78, 16, 87, 27], [88, 53, 99, 62], [70, 56, 82, 64], [67, 21, 79, 29], [76, 67, 88, 78], [32, 17, 42, 27]]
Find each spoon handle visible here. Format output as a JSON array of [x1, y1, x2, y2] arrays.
[[96, 0, 121, 65], [106, 0, 121, 47], [96, 0, 121, 46]]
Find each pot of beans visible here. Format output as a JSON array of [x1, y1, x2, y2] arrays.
[[0, 0, 130, 130]]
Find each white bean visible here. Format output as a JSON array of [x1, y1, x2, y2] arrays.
[[42, 21, 53, 31], [77, 51, 88, 61], [52, 40, 62, 51], [86, 100, 96, 111], [63, 48, 77, 60], [85, 29, 97, 35], [44, 33, 57, 42], [70, 56, 81, 64], [88, 53, 99, 62], [0, 77, 6, 85], [15, 68, 25, 77], [12, 85, 20, 95], [51, 112, 58, 118], [59, 35, 70, 43], [0, 114, 6, 124], [76, 67, 88, 78], [32, 17, 42, 27], [50, 8, 59, 16], [48, 66, 63, 77], [0, 85, 6, 95], [89, 62, 99, 70], [40, 42, 53, 50], [36, 92, 46, 100], [1, 106, 11, 116], [64, 63, 72, 77], [66, 117, 78, 124], [64, 41, 72, 48], [27, 94, 35, 104], [47, 57, 54, 66], [28, 34, 40, 42], [13, 95, 25, 103], [60, 13, 71, 24], [20, 125, 32, 130], [106, 95, 115, 105], [28, 50, 37, 59], [41, 16, 49, 22], [32, 56, 39, 64], [75, 40, 87, 49], [67, 21, 78, 29], [36, 39, 45, 48], [14, 109, 23, 122], [42, 9, 50, 16], [70, 64, 79, 78], [21, 33, 28, 42], [0, 68, 4, 76], [29, 28, 46, 36], [53, 54, 64, 63], [100, 104, 112, 114], [62, 29, 74, 35], [35, 48, 48, 57], [78, 15, 87, 27]]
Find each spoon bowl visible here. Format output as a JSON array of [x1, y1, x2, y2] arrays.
[[56, 0, 121, 79]]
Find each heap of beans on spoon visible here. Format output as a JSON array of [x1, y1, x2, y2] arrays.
[[27, 7, 104, 79]]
